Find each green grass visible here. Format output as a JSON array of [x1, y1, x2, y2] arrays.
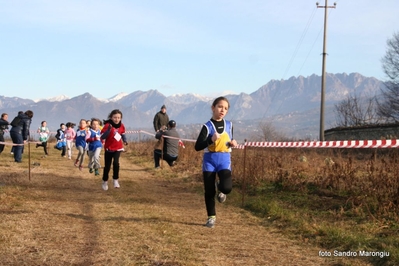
[[231, 181, 399, 266]]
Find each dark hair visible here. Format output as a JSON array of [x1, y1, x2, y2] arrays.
[[1, 113, 7, 119], [108, 109, 123, 119], [60, 123, 65, 127], [25, 110, 34, 118], [91, 118, 101, 124], [212, 96, 230, 109], [66, 122, 76, 128], [168, 120, 176, 128], [41, 121, 46, 126]]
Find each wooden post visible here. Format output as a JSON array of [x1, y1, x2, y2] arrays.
[[160, 136, 164, 168], [242, 139, 247, 207], [28, 142, 31, 181]]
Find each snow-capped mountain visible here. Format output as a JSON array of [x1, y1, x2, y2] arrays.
[[34, 95, 70, 103], [0, 73, 385, 139], [107, 92, 129, 102], [167, 93, 212, 104]]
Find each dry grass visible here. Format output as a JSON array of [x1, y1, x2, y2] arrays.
[[0, 142, 373, 266]]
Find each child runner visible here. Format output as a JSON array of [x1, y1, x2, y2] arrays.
[[65, 122, 76, 160], [74, 119, 88, 171], [100, 109, 128, 191], [194, 96, 237, 228], [55, 123, 67, 157], [36, 121, 50, 157], [85, 118, 102, 176]]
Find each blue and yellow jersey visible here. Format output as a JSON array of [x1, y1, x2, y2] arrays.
[[204, 119, 232, 153]]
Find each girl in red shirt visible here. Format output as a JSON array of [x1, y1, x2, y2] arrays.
[[100, 109, 128, 191]]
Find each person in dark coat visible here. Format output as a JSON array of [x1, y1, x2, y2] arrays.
[[0, 113, 9, 154], [153, 105, 170, 132], [10, 110, 33, 162]]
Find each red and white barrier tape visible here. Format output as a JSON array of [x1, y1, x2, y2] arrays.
[[241, 139, 399, 149], [6, 130, 398, 149], [0, 141, 41, 146]]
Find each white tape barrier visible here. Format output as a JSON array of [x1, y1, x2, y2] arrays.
[[238, 139, 399, 149], [2, 130, 397, 149], [132, 130, 399, 149]]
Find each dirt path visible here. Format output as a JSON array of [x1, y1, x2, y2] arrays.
[[0, 153, 344, 265]]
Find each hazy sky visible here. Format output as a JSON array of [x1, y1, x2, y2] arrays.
[[0, 0, 398, 101]]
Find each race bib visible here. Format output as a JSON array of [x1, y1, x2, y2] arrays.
[[114, 132, 121, 141]]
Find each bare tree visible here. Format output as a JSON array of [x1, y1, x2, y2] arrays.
[[381, 32, 399, 83], [378, 32, 399, 122], [334, 94, 382, 127], [255, 121, 286, 141]]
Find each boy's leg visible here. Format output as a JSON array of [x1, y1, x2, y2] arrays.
[[93, 148, 102, 169], [87, 151, 93, 168], [78, 146, 86, 165]]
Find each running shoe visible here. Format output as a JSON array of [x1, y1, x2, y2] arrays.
[[205, 216, 216, 228], [217, 192, 227, 203], [102, 181, 108, 191]]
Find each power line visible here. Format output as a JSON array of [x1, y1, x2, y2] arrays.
[[260, 6, 318, 121]]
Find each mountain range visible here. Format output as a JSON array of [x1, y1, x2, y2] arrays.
[[0, 72, 385, 141]]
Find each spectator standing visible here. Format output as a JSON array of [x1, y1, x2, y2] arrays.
[[153, 105, 169, 132], [10, 110, 34, 163], [0, 113, 9, 154]]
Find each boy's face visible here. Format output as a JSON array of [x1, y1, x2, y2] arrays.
[[79, 120, 86, 128], [91, 121, 99, 130]]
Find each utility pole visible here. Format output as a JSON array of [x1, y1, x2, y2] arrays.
[[317, 1, 336, 141]]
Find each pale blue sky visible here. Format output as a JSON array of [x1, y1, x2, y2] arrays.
[[0, 0, 398, 100]]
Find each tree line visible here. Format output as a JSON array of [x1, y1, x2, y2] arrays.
[[334, 32, 399, 127]]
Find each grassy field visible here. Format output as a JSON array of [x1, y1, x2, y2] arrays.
[[0, 141, 396, 265]]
